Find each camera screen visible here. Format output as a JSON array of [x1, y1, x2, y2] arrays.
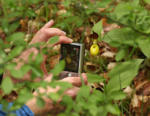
[[61, 44, 80, 73]]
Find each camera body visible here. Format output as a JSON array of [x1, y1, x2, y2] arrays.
[[59, 43, 84, 78]]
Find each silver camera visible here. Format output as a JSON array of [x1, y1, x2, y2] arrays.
[[59, 43, 84, 78]]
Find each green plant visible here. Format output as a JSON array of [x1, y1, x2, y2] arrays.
[[1, 0, 150, 116]]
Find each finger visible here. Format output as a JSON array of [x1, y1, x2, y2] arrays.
[[44, 73, 53, 82], [64, 87, 79, 99], [60, 73, 88, 87], [54, 36, 73, 45], [42, 20, 54, 29], [45, 28, 66, 37]]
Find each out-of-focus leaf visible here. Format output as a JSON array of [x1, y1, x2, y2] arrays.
[[17, 88, 33, 103], [6, 32, 26, 46], [10, 64, 31, 79], [109, 91, 126, 100], [51, 60, 65, 76], [1, 77, 14, 94], [77, 86, 90, 98], [87, 73, 104, 83], [36, 97, 45, 108], [7, 46, 24, 60], [106, 104, 120, 115]]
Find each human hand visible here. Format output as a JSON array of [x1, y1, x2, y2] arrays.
[[30, 20, 73, 44], [34, 73, 88, 96]]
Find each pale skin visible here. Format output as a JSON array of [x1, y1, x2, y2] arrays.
[[3, 20, 88, 115]]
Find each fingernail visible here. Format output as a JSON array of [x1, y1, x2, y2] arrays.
[[50, 19, 54, 22], [69, 39, 73, 42], [63, 31, 66, 35]]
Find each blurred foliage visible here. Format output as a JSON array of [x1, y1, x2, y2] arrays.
[[0, 0, 150, 116]]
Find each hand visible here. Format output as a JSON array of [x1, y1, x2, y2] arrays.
[[30, 20, 73, 44], [27, 73, 88, 115]]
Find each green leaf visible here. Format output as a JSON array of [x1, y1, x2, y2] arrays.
[[49, 92, 60, 102], [1, 77, 14, 94], [34, 53, 43, 65], [103, 28, 139, 47], [109, 91, 126, 100], [107, 59, 143, 92], [113, 2, 133, 19], [106, 104, 120, 115], [77, 86, 90, 98], [8, 22, 20, 33], [7, 46, 24, 60], [92, 20, 103, 41], [62, 0, 71, 7], [36, 97, 45, 108], [10, 64, 31, 79], [136, 37, 150, 58], [95, 0, 112, 8], [17, 88, 33, 103], [31, 66, 43, 77], [51, 60, 65, 76], [144, 0, 150, 4], [115, 48, 128, 61], [87, 73, 104, 83], [89, 90, 104, 102], [6, 32, 26, 46], [89, 104, 98, 116], [48, 36, 59, 45]]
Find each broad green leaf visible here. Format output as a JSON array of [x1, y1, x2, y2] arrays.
[[136, 38, 150, 58], [87, 73, 104, 83], [0, 50, 7, 64], [62, 0, 71, 7], [36, 97, 45, 108], [109, 91, 126, 100], [62, 95, 73, 105], [106, 104, 120, 115], [6, 32, 26, 46], [115, 48, 128, 61], [144, 0, 150, 4], [8, 22, 20, 33], [31, 66, 43, 77], [17, 88, 33, 103], [107, 59, 143, 92], [51, 60, 65, 76], [34, 53, 43, 65], [10, 64, 31, 79], [89, 104, 98, 116], [7, 46, 24, 60], [48, 36, 59, 45], [92, 20, 103, 41], [1, 77, 14, 94], [95, 0, 112, 8], [103, 28, 139, 47], [49, 92, 60, 101], [5, 63, 16, 70], [89, 90, 104, 102], [77, 86, 90, 98], [62, 95, 74, 113], [113, 3, 133, 19]]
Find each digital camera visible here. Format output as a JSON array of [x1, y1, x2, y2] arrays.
[[59, 43, 84, 78]]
